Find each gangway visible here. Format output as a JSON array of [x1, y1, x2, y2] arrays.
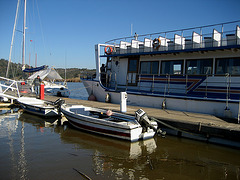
[[0, 76, 21, 103]]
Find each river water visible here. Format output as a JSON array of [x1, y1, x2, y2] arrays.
[[0, 82, 240, 180]]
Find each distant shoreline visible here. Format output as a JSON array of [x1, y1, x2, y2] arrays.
[[54, 78, 82, 82], [65, 78, 82, 82]]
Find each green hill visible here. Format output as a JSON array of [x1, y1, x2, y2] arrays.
[[0, 59, 95, 81]]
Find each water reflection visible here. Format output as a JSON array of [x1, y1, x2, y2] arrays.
[[18, 111, 159, 179], [18, 121, 27, 179], [0, 110, 239, 180], [0, 110, 28, 180], [58, 126, 157, 176], [18, 111, 60, 128], [54, 120, 240, 180]]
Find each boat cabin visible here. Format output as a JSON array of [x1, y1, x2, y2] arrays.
[[96, 21, 240, 101]]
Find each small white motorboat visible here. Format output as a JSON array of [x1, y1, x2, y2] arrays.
[[61, 104, 163, 142], [17, 97, 64, 117], [43, 81, 70, 97]]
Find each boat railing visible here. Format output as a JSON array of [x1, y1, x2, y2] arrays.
[[100, 72, 237, 100], [102, 20, 240, 56], [0, 76, 21, 100]]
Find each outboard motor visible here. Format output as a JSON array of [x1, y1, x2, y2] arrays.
[[54, 98, 65, 115], [135, 109, 158, 132], [135, 109, 166, 137]]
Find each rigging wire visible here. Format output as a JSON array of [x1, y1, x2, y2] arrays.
[[35, 0, 48, 65]]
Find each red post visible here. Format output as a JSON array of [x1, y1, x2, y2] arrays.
[[40, 83, 44, 100]]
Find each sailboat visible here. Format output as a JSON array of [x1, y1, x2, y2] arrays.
[[5, 0, 70, 98], [27, 67, 70, 97], [6, 0, 46, 78]]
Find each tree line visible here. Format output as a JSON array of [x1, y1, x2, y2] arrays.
[[0, 58, 95, 81]]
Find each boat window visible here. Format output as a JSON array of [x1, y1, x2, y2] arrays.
[[128, 59, 138, 72], [140, 61, 159, 74], [186, 59, 213, 75], [161, 60, 183, 75], [216, 57, 240, 75]]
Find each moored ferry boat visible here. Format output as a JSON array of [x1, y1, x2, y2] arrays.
[[82, 21, 240, 120]]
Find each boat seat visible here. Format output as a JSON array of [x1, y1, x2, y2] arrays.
[[120, 41, 131, 54], [144, 38, 152, 52], [168, 34, 185, 50], [185, 32, 202, 49], [158, 36, 170, 51], [204, 29, 221, 47], [131, 40, 144, 53], [226, 25, 240, 46]]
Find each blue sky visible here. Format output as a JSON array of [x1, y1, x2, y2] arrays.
[[0, 0, 239, 69]]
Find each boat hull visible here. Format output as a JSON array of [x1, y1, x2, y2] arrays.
[[45, 87, 70, 97], [17, 97, 59, 118], [44, 82, 70, 97], [83, 80, 239, 119], [61, 105, 157, 142]]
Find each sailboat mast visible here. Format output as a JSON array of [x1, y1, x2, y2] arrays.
[[6, 0, 21, 78], [22, 0, 27, 70]]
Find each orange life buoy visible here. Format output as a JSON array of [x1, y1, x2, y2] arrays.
[[153, 38, 161, 49], [105, 46, 113, 55]]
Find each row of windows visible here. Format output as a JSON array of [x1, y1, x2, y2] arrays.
[[139, 58, 240, 75]]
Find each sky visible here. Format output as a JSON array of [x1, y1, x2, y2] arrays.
[[0, 0, 240, 69]]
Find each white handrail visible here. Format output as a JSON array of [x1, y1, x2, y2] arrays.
[[0, 76, 21, 99]]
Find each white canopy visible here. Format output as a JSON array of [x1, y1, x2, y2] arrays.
[[28, 68, 63, 80]]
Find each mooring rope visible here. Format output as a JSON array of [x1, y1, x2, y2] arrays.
[[150, 117, 207, 138]]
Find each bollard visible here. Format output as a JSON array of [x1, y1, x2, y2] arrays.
[[40, 83, 44, 100], [120, 92, 127, 112]]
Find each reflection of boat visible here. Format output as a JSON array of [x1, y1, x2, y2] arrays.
[[17, 97, 64, 117], [61, 104, 160, 141], [18, 110, 60, 127], [58, 125, 157, 177], [0, 112, 19, 138], [59, 126, 157, 159]]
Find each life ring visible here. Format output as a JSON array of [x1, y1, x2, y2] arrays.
[[153, 38, 161, 49], [105, 46, 113, 55]]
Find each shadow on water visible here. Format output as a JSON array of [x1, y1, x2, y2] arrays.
[[0, 109, 240, 179]]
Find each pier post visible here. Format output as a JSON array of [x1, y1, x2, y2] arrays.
[[40, 83, 44, 100], [120, 92, 127, 112]]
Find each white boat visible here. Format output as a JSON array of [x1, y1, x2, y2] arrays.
[[61, 104, 161, 141], [82, 20, 240, 120], [27, 67, 70, 97], [43, 81, 70, 97], [17, 97, 64, 117]]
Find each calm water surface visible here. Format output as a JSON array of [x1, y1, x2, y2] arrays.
[[67, 82, 89, 100], [0, 82, 240, 180]]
